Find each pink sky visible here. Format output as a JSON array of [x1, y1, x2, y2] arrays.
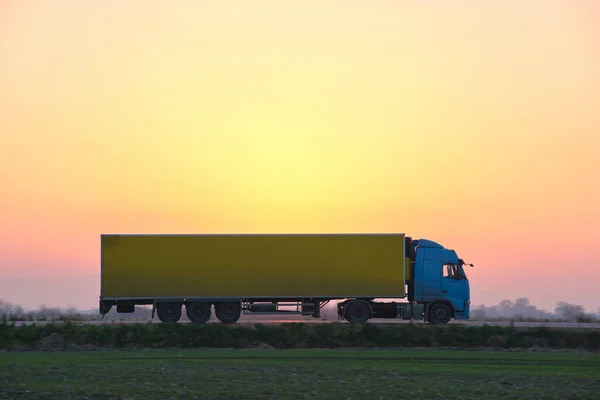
[[1, 1, 599, 312]]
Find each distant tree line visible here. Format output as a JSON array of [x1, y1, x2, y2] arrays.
[[470, 297, 598, 323]]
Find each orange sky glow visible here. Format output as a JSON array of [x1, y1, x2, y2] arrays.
[[1, 0, 599, 312]]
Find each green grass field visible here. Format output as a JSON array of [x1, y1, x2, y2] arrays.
[[1, 349, 598, 399]]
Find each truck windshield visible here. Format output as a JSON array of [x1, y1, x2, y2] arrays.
[[443, 264, 467, 280]]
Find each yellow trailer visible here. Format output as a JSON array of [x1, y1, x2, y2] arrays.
[[101, 233, 407, 299], [99, 233, 412, 324]]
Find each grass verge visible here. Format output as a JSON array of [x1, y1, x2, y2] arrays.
[[1, 321, 599, 351], [0, 349, 599, 399]]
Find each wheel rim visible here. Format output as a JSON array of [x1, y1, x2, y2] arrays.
[[348, 303, 368, 322], [192, 304, 207, 318], [223, 306, 235, 318], [164, 306, 175, 319], [159, 304, 181, 321], [432, 306, 449, 322], [217, 303, 239, 322]]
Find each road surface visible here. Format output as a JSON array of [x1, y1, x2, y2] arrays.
[[9, 318, 600, 329]]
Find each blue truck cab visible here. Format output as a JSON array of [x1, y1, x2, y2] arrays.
[[410, 238, 472, 324]]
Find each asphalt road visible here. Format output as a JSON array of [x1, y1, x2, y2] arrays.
[[9, 318, 600, 329]]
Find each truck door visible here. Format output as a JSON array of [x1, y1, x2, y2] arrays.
[[419, 248, 443, 302], [440, 264, 465, 312], [422, 259, 442, 301]]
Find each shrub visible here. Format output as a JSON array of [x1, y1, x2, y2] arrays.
[[0, 320, 598, 351]]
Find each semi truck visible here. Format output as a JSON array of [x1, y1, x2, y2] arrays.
[[99, 233, 472, 324]]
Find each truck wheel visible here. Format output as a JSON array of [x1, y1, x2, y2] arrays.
[[345, 301, 371, 324], [156, 303, 182, 323], [186, 302, 211, 324], [428, 303, 452, 325], [215, 302, 241, 324]]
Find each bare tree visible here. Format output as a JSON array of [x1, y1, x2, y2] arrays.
[[555, 302, 586, 322]]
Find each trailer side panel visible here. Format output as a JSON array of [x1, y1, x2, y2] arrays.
[[100, 234, 406, 299]]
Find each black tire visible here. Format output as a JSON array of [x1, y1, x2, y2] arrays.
[[345, 301, 371, 324], [215, 302, 241, 324], [428, 302, 452, 325], [156, 302, 182, 323], [186, 302, 211, 324]]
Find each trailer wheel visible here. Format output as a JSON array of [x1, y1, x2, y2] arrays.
[[186, 302, 211, 324], [156, 303, 182, 323], [215, 302, 241, 324], [345, 301, 371, 324], [428, 302, 452, 325]]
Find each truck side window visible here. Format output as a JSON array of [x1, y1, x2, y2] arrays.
[[443, 264, 460, 280]]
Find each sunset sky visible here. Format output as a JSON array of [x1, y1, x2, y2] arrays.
[[1, 0, 599, 312]]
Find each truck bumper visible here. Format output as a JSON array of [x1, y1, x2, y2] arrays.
[[454, 301, 470, 320]]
